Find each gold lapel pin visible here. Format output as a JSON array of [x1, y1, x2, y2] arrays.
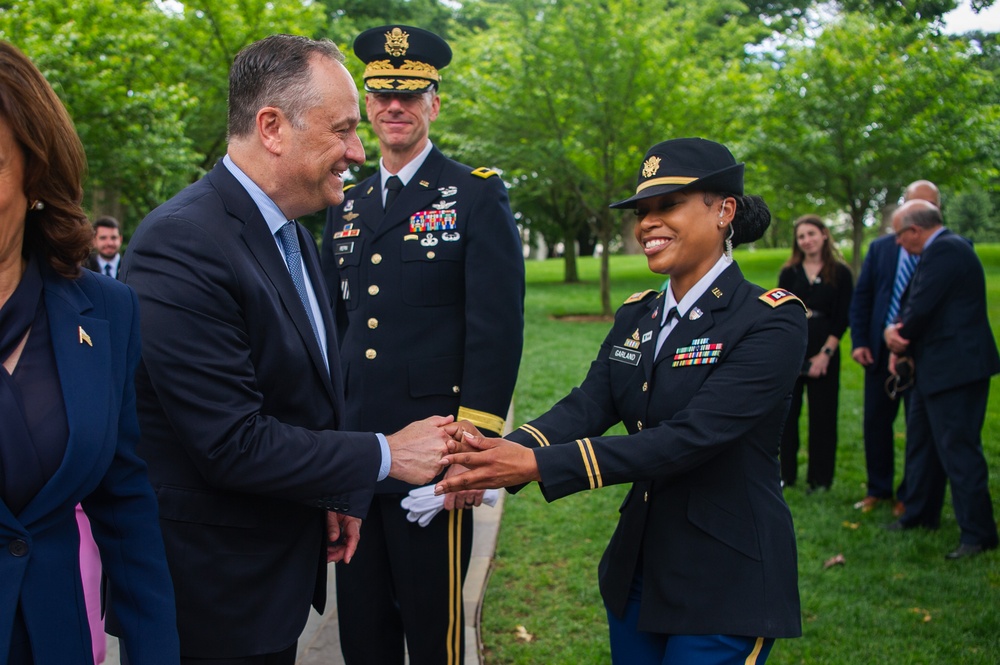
[[78, 326, 93, 347]]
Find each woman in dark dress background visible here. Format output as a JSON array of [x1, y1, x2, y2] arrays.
[[778, 214, 853, 491]]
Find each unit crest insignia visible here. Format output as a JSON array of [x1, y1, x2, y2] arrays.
[[384, 27, 409, 57], [642, 156, 661, 178]]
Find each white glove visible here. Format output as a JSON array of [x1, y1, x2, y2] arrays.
[[401, 485, 499, 527]]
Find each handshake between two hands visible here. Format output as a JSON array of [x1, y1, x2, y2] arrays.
[[327, 417, 541, 566], [386, 416, 542, 496]]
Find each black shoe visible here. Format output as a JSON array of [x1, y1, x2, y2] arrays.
[[945, 543, 997, 560]]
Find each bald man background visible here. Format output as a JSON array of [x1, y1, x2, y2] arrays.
[[849, 181, 939, 515], [883, 199, 999, 559]]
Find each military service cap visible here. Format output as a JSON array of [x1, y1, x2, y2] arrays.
[[610, 138, 744, 209], [354, 24, 452, 93]]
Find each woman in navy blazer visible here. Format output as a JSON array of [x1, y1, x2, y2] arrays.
[[0, 41, 178, 663], [436, 139, 806, 664]]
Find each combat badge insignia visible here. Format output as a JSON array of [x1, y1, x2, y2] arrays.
[[433, 200, 456, 210], [343, 212, 360, 222], [420, 233, 439, 247], [442, 232, 461, 242], [642, 156, 661, 178], [624, 329, 641, 350], [439, 186, 458, 197], [759, 288, 806, 310], [672, 338, 722, 367]]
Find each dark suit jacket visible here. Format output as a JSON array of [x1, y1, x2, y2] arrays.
[[898, 229, 1000, 394], [506, 264, 805, 638], [849, 234, 899, 368], [0, 266, 178, 663], [85, 253, 120, 279], [121, 161, 381, 658], [322, 146, 524, 493]]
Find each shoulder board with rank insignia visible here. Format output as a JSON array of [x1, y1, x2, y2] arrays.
[[623, 289, 657, 304], [759, 288, 806, 310], [471, 167, 498, 179], [343, 183, 356, 192]]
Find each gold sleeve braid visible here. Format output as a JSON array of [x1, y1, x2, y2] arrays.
[[457, 407, 505, 436], [576, 438, 603, 489]]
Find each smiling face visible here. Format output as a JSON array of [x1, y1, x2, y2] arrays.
[[0, 115, 28, 268], [94, 225, 121, 259], [794, 221, 827, 259], [366, 90, 439, 157], [632, 191, 728, 295], [273, 56, 365, 219]]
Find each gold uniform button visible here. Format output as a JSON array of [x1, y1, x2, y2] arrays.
[[426, 251, 436, 259], [368, 285, 380, 296], [371, 253, 382, 265], [642, 381, 648, 392], [365, 349, 377, 360], [368, 318, 378, 329], [637, 421, 643, 431], [452, 385, 461, 394], [338, 257, 345, 266]]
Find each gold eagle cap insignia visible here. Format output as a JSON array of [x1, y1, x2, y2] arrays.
[[642, 156, 661, 179], [384, 28, 409, 57]]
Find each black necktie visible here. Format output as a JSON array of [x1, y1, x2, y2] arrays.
[[384, 175, 403, 212], [104, 264, 112, 278]]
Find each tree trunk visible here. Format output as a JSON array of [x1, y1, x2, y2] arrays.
[[850, 206, 865, 275], [599, 223, 612, 318], [563, 226, 579, 283]]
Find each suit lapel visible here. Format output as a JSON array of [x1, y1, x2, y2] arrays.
[[208, 165, 336, 403], [18, 271, 110, 526], [298, 225, 343, 408]]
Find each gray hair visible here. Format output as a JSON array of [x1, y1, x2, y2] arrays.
[[228, 34, 345, 138]]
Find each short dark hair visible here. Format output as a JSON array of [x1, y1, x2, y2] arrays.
[[0, 41, 91, 278], [900, 204, 943, 231], [228, 34, 345, 139], [93, 215, 120, 232]]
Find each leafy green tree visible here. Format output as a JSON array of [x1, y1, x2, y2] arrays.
[[948, 187, 999, 242], [750, 13, 999, 271], [439, 0, 772, 314]]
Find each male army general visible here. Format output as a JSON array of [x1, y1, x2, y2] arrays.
[[320, 25, 525, 665]]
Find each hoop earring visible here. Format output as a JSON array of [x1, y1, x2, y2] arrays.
[[724, 224, 735, 259]]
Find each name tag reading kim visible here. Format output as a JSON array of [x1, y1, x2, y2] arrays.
[[610, 345, 641, 366]]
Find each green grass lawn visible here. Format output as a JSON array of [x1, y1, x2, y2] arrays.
[[481, 247, 1000, 664]]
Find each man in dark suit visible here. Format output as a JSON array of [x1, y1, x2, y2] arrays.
[[121, 35, 454, 664], [884, 199, 999, 559], [849, 180, 939, 514], [85, 215, 123, 278], [321, 25, 524, 665]]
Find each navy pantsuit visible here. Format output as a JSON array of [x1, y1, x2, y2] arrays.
[[1, 266, 178, 663]]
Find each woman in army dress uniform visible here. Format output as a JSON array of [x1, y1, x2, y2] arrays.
[[435, 138, 807, 664]]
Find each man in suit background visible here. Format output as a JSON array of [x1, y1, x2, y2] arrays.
[[85, 215, 123, 278], [883, 199, 999, 559], [122, 34, 455, 664], [321, 25, 524, 665], [849, 180, 939, 514]]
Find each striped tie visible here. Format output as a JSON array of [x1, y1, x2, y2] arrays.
[[885, 252, 919, 326], [277, 221, 322, 348]]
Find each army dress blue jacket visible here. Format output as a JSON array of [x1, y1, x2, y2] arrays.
[[322, 146, 525, 493], [506, 263, 806, 638]]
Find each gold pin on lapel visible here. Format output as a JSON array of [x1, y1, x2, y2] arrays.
[[78, 326, 92, 347], [419, 180, 430, 187]]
